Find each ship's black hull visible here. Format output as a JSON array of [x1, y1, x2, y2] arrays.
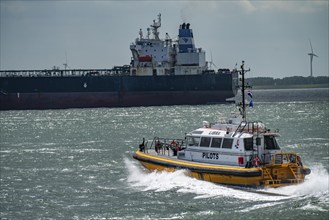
[[0, 74, 238, 110]]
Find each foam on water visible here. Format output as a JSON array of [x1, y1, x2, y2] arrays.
[[126, 158, 329, 208], [299, 202, 328, 212], [125, 158, 288, 202], [265, 164, 329, 199], [238, 201, 286, 213]]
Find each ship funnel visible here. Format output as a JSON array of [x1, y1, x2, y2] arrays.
[[178, 23, 195, 53]]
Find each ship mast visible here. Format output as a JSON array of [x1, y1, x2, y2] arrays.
[[150, 13, 161, 40], [239, 60, 251, 120]]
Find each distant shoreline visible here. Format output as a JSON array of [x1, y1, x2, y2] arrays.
[[252, 84, 329, 90]]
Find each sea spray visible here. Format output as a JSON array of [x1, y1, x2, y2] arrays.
[[265, 164, 329, 198], [125, 158, 286, 202], [127, 158, 329, 214]]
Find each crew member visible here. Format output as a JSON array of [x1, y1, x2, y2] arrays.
[[155, 140, 161, 154], [139, 138, 145, 152], [171, 140, 180, 156], [253, 156, 261, 167]]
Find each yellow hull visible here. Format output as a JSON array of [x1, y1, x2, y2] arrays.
[[133, 151, 308, 188], [139, 160, 263, 186]]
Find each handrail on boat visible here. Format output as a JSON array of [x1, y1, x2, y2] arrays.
[[149, 137, 185, 149], [147, 137, 186, 156], [265, 152, 302, 166], [232, 121, 266, 137]]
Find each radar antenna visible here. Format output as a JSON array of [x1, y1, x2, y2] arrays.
[[147, 28, 151, 39], [150, 13, 161, 40], [139, 28, 143, 40]]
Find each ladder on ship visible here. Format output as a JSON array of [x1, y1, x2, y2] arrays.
[[287, 165, 303, 184], [262, 165, 303, 186], [262, 167, 281, 186]]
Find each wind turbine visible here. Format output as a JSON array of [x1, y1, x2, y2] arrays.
[[208, 50, 218, 70], [308, 40, 318, 77]]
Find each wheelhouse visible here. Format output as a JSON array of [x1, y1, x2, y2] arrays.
[[180, 126, 282, 167]]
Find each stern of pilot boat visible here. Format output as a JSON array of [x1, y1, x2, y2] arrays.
[[261, 152, 311, 187]]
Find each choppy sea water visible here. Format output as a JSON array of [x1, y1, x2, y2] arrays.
[[0, 88, 328, 219]]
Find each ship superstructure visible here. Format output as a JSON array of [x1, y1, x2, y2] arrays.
[[130, 14, 206, 76]]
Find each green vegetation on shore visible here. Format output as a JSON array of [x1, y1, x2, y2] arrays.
[[246, 76, 329, 90]]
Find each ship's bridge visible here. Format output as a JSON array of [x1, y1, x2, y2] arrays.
[[130, 15, 209, 76]]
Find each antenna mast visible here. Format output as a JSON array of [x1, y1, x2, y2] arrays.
[[63, 52, 69, 71], [150, 13, 161, 40], [239, 61, 251, 120]]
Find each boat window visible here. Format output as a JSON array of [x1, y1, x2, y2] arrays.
[[211, 138, 222, 148], [187, 136, 200, 147], [265, 136, 280, 150], [256, 137, 261, 146], [222, 138, 233, 149], [289, 154, 297, 163], [244, 138, 253, 151], [275, 154, 282, 164], [200, 137, 211, 147]]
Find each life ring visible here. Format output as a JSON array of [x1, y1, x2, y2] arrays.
[[253, 156, 261, 167]]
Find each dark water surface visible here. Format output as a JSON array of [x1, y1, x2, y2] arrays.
[[1, 88, 328, 219]]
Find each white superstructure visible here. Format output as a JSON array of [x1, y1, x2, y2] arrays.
[[180, 116, 281, 167], [130, 14, 207, 76]]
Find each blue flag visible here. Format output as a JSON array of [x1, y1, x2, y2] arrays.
[[247, 90, 253, 98], [249, 100, 253, 108]]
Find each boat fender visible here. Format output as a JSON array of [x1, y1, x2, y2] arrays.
[[253, 156, 261, 167]]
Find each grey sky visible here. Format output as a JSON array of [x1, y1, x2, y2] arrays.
[[1, 0, 328, 78]]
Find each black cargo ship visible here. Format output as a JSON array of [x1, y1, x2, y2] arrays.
[[0, 14, 238, 110]]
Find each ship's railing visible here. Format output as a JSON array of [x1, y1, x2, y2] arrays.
[[269, 152, 302, 166], [145, 137, 185, 156], [233, 121, 266, 137], [0, 66, 131, 78], [262, 152, 303, 166]]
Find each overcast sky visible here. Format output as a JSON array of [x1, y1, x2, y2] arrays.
[[1, 0, 328, 78]]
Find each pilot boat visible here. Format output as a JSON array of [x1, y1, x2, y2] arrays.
[[133, 61, 311, 188]]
